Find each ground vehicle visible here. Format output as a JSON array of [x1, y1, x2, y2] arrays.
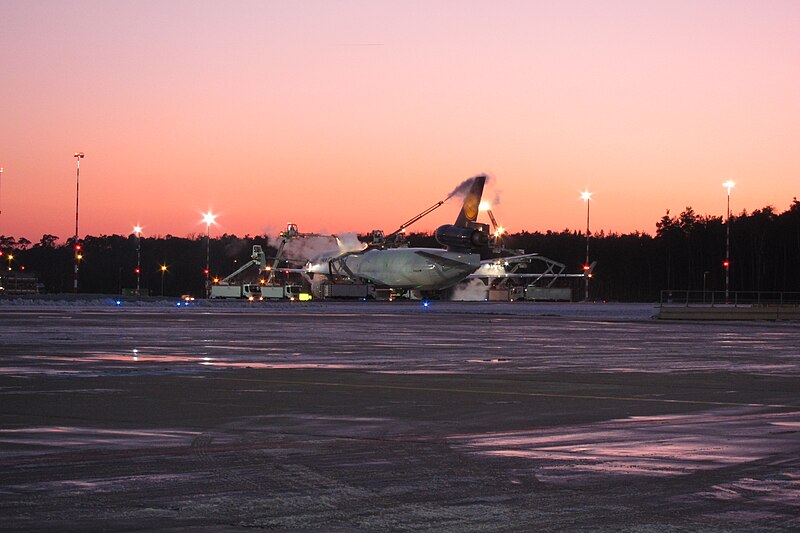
[[209, 282, 302, 300], [207, 244, 306, 300], [261, 284, 303, 300], [209, 283, 263, 299]]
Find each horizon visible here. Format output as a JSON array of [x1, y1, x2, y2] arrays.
[[3, 196, 795, 246], [1, 1, 798, 240]]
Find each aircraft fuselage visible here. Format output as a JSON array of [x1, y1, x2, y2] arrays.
[[310, 248, 481, 291]]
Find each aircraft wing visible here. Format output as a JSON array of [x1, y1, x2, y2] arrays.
[[478, 253, 542, 265], [471, 254, 596, 279], [414, 250, 480, 270], [468, 272, 588, 279], [274, 267, 310, 274]]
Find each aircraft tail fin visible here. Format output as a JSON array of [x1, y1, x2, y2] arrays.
[[454, 175, 486, 227]]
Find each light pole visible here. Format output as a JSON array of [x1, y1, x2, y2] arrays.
[[133, 225, 142, 292], [160, 264, 167, 296], [723, 180, 735, 300], [581, 190, 592, 302], [202, 212, 216, 298], [73, 152, 84, 293]]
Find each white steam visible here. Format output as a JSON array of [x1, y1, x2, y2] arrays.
[[269, 232, 366, 263], [283, 236, 337, 261], [450, 279, 488, 301], [445, 176, 479, 201], [335, 233, 368, 254], [492, 190, 502, 206]]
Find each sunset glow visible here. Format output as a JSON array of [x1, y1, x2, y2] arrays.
[[1, 1, 798, 241]]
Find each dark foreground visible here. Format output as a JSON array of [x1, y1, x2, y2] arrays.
[[1, 303, 798, 531]]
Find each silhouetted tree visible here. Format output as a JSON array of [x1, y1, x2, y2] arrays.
[[4, 200, 799, 300]]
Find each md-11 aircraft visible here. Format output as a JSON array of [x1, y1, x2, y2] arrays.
[[281, 174, 593, 295], [292, 175, 490, 291]]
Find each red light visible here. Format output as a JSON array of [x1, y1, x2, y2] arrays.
[[134, 268, 140, 274], [723, 260, 730, 268], [203, 269, 209, 275], [582, 264, 590, 271], [75, 244, 82, 251]]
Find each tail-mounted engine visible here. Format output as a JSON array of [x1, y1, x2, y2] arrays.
[[435, 223, 490, 252]]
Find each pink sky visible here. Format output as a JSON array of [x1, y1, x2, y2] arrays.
[[1, 0, 798, 242]]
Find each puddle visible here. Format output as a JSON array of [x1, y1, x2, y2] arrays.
[[0, 473, 205, 496], [0, 426, 198, 457], [197, 361, 354, 369], [452, 408, 800, 482]]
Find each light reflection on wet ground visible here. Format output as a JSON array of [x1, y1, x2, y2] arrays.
[[1, 303, 799, 530], [2, 473, 207, 497], [1, 303, 799, 378], [0, 426, 197, 457], [454, 407, 800, 479], [451, 407, 800, 526]]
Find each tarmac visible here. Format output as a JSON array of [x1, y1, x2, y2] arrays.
[[1, 300, 799, 531]]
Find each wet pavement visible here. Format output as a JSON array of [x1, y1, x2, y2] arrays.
[[0, 302, 798, 531]]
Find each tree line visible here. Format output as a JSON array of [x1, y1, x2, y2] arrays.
[[2, 199, 798, 301]]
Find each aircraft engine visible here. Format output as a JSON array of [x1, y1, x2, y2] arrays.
[[434, 224, 489, 251]]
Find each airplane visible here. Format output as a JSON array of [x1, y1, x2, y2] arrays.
[[299, 175, 491, 291]]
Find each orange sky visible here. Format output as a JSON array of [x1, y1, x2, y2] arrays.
[[1, 1, 798, 242]]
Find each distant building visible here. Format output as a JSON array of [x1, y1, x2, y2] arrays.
[[0, 272, 40, 295]]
